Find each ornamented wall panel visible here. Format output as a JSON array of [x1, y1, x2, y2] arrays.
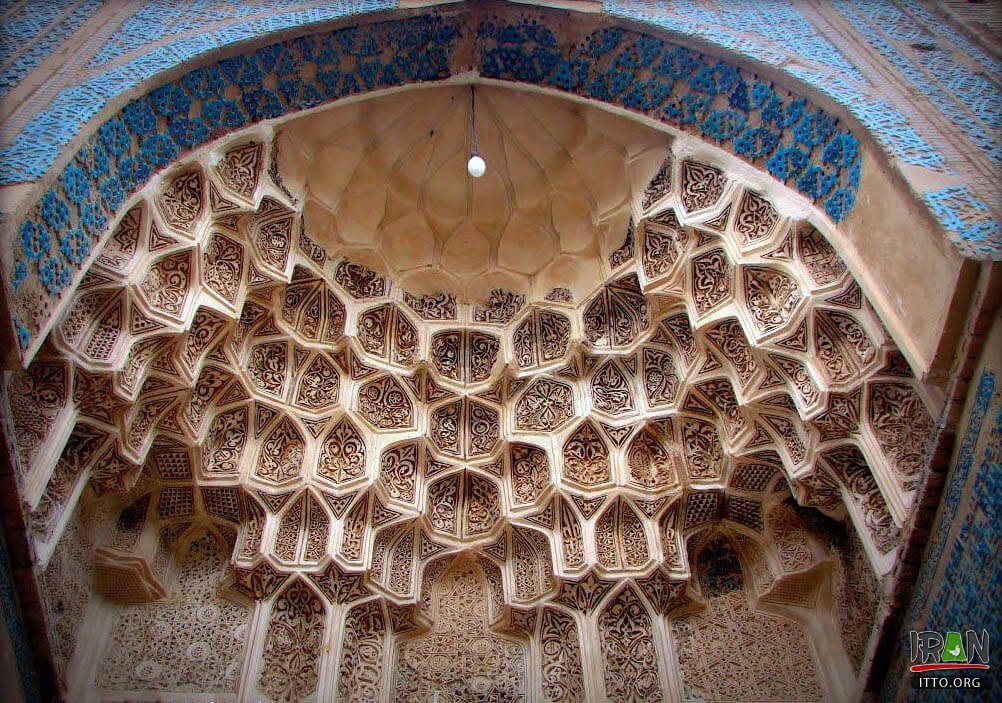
[[93, 531, 249, 698], [672, 533, 825, 702], [882, 317, 1002, 701], [392, 555, 528, 703], [4, 3, 886, 364], [257, 579, 326, 703]]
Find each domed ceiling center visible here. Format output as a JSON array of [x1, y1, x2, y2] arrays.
[[278, 85, 668, 303]]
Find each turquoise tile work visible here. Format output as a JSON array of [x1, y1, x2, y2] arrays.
[[0, 0, 103, 100], [831, 0, 1001, 259], [87, 0, 387, 67], [606, 0, 1000, 259], [2, 1, 1000, 361], [883, 371, 1001, 701], [0, 0, 397, 183], [604, 0, 944, 170], [924, 187, 1001, 258], [4, 8, 864, 360], [603, 0, 865, 81], [1, 1, 998, 259]]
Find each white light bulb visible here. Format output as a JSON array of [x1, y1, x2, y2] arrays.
[[467, 154, 486, 178]]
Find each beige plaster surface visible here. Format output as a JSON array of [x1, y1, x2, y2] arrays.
[[839, 145, 970, 387], [277, 85, 668, 303]]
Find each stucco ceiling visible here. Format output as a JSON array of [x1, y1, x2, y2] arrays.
[[275, 85, 668, 302]]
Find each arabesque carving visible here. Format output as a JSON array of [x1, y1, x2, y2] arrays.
[[17, 132, 931, 703]]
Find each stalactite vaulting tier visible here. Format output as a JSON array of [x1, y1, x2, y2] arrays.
[[17, 87, 927, 702]]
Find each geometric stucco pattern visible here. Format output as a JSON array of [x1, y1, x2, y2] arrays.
[[11, 121, 934, 698]]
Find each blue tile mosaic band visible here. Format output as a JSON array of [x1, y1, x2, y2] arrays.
[[608, 0, 1001, 260], [834, 1, 1002, 167], [883, 371, 1000, 701], [0, 0, 398, 184], [5, 9, 866, 361], [828, 0, 1002, 259], [0, 0, 103, 103], [603, 0, 866, 84], [604, 0, 945, 171], [87, 0, 394, 68], [0, 3, 998, 277], [924, 187, 1002, 259]]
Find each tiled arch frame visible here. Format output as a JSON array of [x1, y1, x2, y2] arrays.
[[3, 3, 877, 364]]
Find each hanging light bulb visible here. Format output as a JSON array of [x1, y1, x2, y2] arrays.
[[467, 153, 486, 178], [467, 86, 486, 178]]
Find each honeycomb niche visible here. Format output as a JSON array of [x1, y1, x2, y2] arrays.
[[14, 86, 930, 702]]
